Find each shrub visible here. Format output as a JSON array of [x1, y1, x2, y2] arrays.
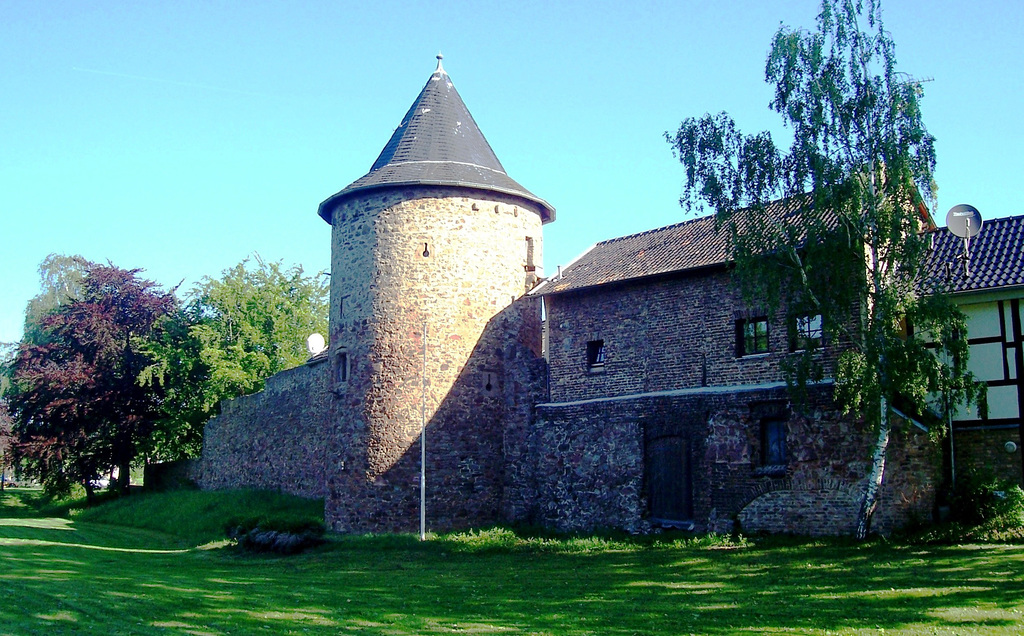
[[438, 525, 750, 554], [911, 474, 1024, 544], [950, 474, 1024, 529], [225, 516, 326, 555]]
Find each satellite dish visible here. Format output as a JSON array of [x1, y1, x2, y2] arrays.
[[946, 204, 983, 238], [306, 333, 326, 355]]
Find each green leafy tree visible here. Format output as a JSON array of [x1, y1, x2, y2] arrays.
[[6, 264, 175, 500], [666, 0, 980, 538], [22, 254, 91, 345], [137, 309, 210, 461], [186, 255, 328, 400], [141, 255, 328, 460]]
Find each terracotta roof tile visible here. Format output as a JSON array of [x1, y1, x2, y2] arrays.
[[537, 197, 807, 294]]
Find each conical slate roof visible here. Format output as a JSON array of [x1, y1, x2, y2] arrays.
[[318, 56, 554, 223]]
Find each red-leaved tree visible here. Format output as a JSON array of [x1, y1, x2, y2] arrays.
[[7, 265, 174, 500]]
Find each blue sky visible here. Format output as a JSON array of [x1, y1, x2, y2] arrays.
[[2, 0, 1022, 346]]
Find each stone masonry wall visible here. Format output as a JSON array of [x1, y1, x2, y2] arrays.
[[737, 410, 940, 535], [199, 358, 330, 499], [324, 187, 547, 533], [517, 400, 647, 533], [520, 385, 940, 536], [538, 271, 937, 536]]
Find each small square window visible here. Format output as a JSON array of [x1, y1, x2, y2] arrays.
[[586, 340, 605, 370], [736, 318, 769, 356], [790, 314, 823, 351]]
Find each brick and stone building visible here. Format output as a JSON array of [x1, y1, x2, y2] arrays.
[[524, 209, 939, 535], [193, 58, 1021, 536]]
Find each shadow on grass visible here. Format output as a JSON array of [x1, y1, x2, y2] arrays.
[[1, 495, 1022, 635]]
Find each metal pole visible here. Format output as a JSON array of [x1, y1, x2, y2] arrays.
[[420, 322, 427, 541], [949, 407, 956, 490]]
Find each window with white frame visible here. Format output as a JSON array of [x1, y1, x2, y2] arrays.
[[790, 314, 823, 351]]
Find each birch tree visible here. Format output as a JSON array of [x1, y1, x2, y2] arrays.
[[667, 0, 980, 538]]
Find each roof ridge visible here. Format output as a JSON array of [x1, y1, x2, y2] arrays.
[[937, 213, 1021, 233], [592, 194, 813, 248], [594, 213, 716, 246]]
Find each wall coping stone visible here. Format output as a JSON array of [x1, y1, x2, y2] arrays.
[[538, 379, 835, 409]]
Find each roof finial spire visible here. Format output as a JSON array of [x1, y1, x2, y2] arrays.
[[435, 52, 445, 75]]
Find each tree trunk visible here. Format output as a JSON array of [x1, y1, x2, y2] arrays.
[[117, 458, 131, 495], [855, 397, 890, 539]]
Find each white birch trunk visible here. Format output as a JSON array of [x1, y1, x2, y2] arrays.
[[855, 397, 890, 539]]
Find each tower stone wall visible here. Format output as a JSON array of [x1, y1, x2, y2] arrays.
[[323, 185, 546, 532]]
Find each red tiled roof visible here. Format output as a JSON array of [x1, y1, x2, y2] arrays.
[[537, 196, 808, 294]]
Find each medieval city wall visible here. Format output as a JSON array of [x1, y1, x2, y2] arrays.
[[198, 357, 330, 499], [520, 386, 940, 536]]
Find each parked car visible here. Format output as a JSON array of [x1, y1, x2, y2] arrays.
[[91, 477, 111, 490]]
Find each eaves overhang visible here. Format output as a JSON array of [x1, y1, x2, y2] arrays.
[[532, 260, 730, 298], [318, 173, 555, 225]]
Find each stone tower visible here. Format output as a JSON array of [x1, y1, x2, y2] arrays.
[[317, 56, 555, 532]]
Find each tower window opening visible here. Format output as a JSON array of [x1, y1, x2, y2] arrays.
[[422, 243, 430, 257], [337, 352, 349, 383]]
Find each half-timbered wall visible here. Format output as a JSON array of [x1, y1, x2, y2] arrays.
[[952, 295, 1024, 485]]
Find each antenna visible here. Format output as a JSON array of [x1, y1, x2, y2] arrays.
[[306, 333, 326, 356], [945, 204, 983, 277]]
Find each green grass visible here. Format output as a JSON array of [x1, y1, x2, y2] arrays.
[[73, 488, 325, 546], [2, 489, 1023, 635]]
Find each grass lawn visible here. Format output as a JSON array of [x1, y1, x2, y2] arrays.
[[1, 489, 1023, 635]]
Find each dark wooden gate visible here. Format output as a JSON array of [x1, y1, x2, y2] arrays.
[[646, 435, 693, 524]]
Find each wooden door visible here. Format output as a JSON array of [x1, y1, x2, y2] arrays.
[[647, 435, 693, 524]]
